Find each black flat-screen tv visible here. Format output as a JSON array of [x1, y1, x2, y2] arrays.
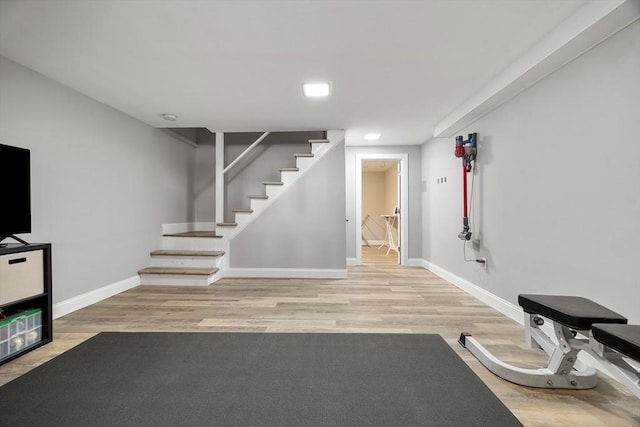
[[0, 144, 31, 244]]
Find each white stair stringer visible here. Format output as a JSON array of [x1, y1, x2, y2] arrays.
[[216, 131, 342, 241]]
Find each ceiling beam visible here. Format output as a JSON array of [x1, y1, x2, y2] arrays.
[[433, 0, 640, 138]]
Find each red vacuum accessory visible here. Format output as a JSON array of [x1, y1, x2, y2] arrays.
[[455, 133, 478, 240]]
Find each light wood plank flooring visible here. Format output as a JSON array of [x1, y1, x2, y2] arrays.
[[1, 246, 638, 426]]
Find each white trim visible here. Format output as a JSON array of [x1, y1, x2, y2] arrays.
[[433, 0, 640, 137], [223, 132, 270, 174], [346, 258, 358, 266], [406, 258, 423, 268], [355, 153, 409, 267], [215, 132, 224, 224], [224, 268, 348, 279], [421, 259, 523, 324], [53, 275, 139, 319]]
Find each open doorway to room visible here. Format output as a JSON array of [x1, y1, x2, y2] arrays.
[[355, 153, 408, 266], [361, 160, 400, 264]]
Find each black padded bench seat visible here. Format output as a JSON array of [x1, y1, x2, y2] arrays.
[[518, 294, 628, 330], [592, 324, 640, 361]]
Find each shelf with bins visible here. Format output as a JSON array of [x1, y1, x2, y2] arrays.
[[0, 243, 52, 366]]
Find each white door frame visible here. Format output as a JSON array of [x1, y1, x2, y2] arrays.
[[355, 153, 409, 266]]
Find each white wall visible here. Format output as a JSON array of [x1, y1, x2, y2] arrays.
[[421, 21, 640, 323], [346, 146, 422, 260], [0, 56, 194, 303]]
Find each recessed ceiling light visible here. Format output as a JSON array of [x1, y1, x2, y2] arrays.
[[364, 133, 381, 140], [162, 113, 178, 121], [303, 82, 330, 98]]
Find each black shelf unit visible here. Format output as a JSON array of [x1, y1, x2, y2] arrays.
[[0, 243, 52, 366]]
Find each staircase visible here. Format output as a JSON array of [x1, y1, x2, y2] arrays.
[[138, 136, 334, 285], [138, 227, 226, 285]]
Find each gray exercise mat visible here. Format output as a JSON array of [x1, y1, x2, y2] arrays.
[[0, 332, 522, 426]]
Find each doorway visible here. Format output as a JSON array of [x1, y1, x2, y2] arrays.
[[355, 153, 408, 266]]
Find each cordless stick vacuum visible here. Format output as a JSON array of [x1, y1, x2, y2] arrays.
[[454, 133, 477, 240]]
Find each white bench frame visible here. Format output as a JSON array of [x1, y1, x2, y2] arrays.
[[460, 312, 640, 398]]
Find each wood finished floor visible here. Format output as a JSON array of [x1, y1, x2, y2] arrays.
[[1, 246, 638, 426]]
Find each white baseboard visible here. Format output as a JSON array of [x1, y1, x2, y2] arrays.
[[346, 258, 358, 266], [420, 259, 523, 325], [406, 258, 423, 267], [53, 275, 139, 319], [223, 268, 348, 280]]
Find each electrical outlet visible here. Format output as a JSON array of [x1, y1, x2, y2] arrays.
[[481, 257, 487, 270]]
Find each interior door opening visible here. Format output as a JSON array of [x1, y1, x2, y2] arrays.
[[361, 159, 400, 265], [355, 153, 408, 267]]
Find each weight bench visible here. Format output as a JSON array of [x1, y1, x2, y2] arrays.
[[459, 294, 640, 398]]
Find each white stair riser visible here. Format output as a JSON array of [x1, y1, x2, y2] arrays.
[[233, 212, 252, 226], [162, 222, 216, 234], [139, 273, 216, 286], [149, 256, 222, 268], [161, 236, 225, 251], [249, 198, 269, 211], [265, 185, 284, 198], [280, 171, 299, 185], [295, 157, 314, 169], [214, 228, 233, 238]]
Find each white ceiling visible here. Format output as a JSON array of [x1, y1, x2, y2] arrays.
[[0, 0, 591, 146]]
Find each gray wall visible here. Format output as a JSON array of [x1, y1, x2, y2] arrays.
[[346, 146, 422, 260], [230, 140, 346, 269], [0, 56, 194, 303], [421, 21, 640, 322], [193, 131, 323, 222]]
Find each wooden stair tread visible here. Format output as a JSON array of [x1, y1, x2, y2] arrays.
[[216, 222, 238, 227], [309, 139, 330, 143], [294, 153, 314, 158], [150, 250, 224, 257], [232, 208, 253, 213], [263, 181, 284, 185], [138, 267, 219, 276], [248, 195, 268, 199], [162, 231, 221, 238], [280, 168, 299, 172]]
